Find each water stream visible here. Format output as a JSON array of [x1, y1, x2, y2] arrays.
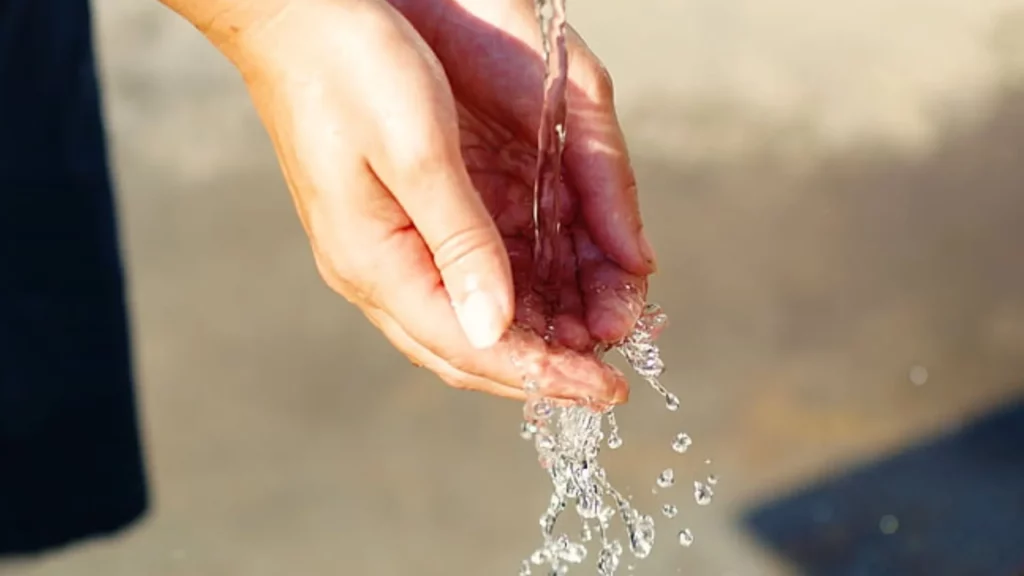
[[512, 1, 714, 574]]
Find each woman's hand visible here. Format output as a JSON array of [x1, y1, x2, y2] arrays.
[[163, 0, 657, 404]]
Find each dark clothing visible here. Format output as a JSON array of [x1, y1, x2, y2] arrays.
[[0, 0, 148, 555]]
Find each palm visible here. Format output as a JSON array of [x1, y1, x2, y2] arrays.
[[458, 100, 647, 403], [458, 103, 643, 350]]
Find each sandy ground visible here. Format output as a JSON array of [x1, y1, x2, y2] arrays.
[[5, 0, 1024, 574]]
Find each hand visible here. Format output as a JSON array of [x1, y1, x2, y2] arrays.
[[179, 0, 657, 404]]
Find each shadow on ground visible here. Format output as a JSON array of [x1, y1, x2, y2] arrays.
[[743, 397, 1024, 576], [619, 76, 1024, 575]]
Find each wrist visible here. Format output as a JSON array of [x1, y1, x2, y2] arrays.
[[160, 0, 315, 73]]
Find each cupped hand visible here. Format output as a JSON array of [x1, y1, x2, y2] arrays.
[[214, 0, 656, 404]]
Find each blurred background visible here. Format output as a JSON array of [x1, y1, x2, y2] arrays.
[[4, 0, 1024, 574]]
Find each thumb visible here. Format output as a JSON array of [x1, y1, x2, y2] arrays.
[[386, 152, 514, 351], [361, 27, 514, 349]]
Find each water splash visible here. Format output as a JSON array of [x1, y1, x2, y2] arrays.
[[518, 304, 685, 574], [515, 0, 716, 571]]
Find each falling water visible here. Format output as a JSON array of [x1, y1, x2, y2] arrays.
[[531, 0, 569, 296], [514, 1, 713, 574]]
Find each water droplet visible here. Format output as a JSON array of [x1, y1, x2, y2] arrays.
[[662, 504, 678, 518], [597, 546, 620, 576], [543, 321, 556, 343], [879, 514, 900, 535], [560, 542, 588, 563], [627, 514, 656, 559], [536, 432, 556, 451], [606, 411, 623, 450], [909, 365, 928, 386], [665, 393, 680, 411], [580, 522, 593, 542], [672, 433, 692, 453], [678, 529, 694, 547], [607, 433, 623, 449], [707, 474, 719, 486], [656, 468, 675, 488], [694, 481, 714, 506], [519, 560, 532, 576], [532, 399, 554, 420], [704, 459, 712, 465], [638, 354, 665, 378], [521, 421, 538, 440]]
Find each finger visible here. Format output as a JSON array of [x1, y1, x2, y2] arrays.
[[575, 227, 647, 344], [358, 4, 514, 350], [562, 29, 656, 277], [367, 302, 624, 405], [364, 307, 526, 400]]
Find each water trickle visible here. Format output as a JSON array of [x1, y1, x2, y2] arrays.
[[531, 0, 569, 294], [606, 412, 623, 450]]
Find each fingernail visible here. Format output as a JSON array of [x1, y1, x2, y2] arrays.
[[454, 290, 506, 349], [637, 231, 658, 271], [612, 383, 630, 405]]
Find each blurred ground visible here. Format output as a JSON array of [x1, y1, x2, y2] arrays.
[[5, 0, 1024, 574]]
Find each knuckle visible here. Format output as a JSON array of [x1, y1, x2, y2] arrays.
[[578, 57, 615, 103], [444, 351, 477, 375], [439, 373, 474, 391], [312, 251, 348, 294], [431, 225, 500, 274], [317, 254, 386, 311], [388, 132, 451, 180], [312, 247, 378, 305]]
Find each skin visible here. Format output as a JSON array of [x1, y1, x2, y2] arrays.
[[158, 0, 657, 405]]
